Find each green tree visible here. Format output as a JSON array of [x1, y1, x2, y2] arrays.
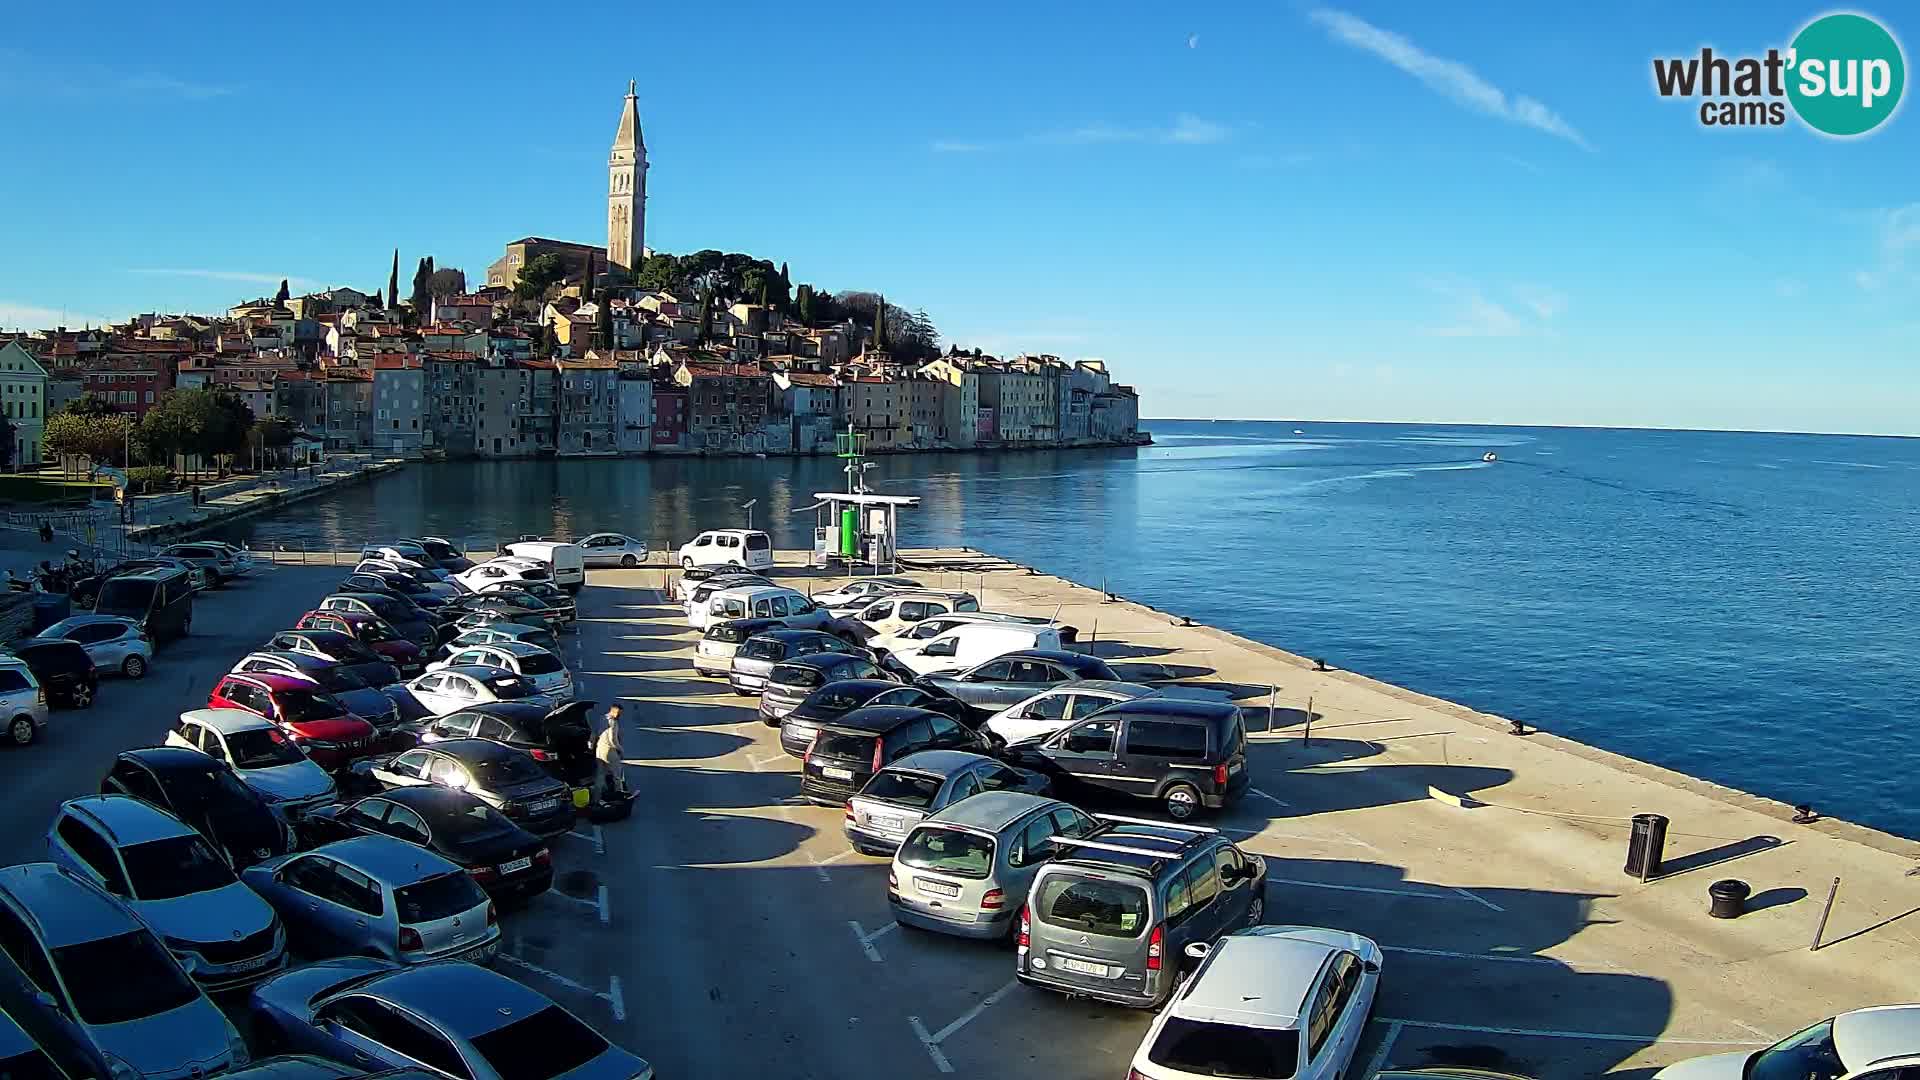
[[61, 394, 117, 418], [795, 284, 815, 325], [274, 279, 290, 304], [595, 293, 614, 348], [0, 414, 17, 469], [427, 267, 467, 298], [696, 282, 714, 344], [514, 254, 569, 301], [872, 293, 886, 351], [388, 249, 400, 312], [633, 253, 680, 292], [410, 257, 431, 321]]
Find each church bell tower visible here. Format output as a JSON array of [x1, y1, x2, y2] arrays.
[[608, 80, 647, 275]]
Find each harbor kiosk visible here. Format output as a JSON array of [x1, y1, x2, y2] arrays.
[[808, 491, 919, 572]]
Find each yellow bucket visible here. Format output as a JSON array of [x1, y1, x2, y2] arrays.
[[572, 787, 592, 809]]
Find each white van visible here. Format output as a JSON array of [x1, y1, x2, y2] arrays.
[[678, 529, 775, 572], [887, 623, 1064, 677], [689, 585, 828, 632], [505, 541, 587, 594], [850, 591, 980, 636]]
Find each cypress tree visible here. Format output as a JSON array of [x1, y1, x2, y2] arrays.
[[387, 250, 400, 312], [873, 294, 886, 351]]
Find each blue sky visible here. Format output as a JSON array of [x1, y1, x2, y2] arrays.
[[1, 1, 1915, 433]]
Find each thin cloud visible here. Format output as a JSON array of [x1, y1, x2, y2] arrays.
[[0, 49, 234, 100], [127, 269, 318, 289], [930, 140, 989, 153], [930, 114, 1232, 153], [0, 300, 118, 331], [1187, 34, 1200, 49], [1423, 279, 1562, 338], [1307, 8, 1592, 150], [1856, 203, 1920, 291]]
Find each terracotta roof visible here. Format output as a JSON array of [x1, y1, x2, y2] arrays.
[[681, 362, 767, 379], [372, 354, 420, 370], [559, 354, 617, 370], [422, 351, 480, 362], [783, 372, 838, 387], [518, 359, 556, 371]]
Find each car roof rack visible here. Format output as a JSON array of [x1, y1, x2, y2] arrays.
[[1091, 813, 1218, 833], [1047, 835, 1189, 862]]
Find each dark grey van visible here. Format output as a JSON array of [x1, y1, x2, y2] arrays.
[[1005, 698, 1250, 820], [92, 568, 193, 642]]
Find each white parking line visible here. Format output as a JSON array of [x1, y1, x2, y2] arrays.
[[562, 827, 606, 855], [1248, 787, 1292, 808], [847, 920, 886, 963], [1378, 1017, 1766, 1046], [597, 884, 611, 926], [1449, 886, 1505, 912], [1383, 944, 1581, 967], [1264, 876, 1490, 905], [607, 975, 625, 1021], [907, 1017, 954, 1073], [496, 952, 624, 1017], [546, 891, 598, 912], [1362, 1020, 1403, 1080], [907, 979, 1018, 1073]]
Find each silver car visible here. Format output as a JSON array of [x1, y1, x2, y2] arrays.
[[0, 863, 248, 1080], [159, 544, 242, 587], [242, 835, 500, 966], [728, 630, 862, 695], [44, 796, 287, 990], [35, 615, 153, 679], [578, 532, 650, 567], [888, 792, 1099, 940], [848, 751, 1050, 855]]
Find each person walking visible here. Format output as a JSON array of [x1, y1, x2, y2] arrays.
[[593, 704, 628, 800]]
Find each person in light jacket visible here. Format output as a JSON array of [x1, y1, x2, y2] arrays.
[[594, 704, 628, 799]]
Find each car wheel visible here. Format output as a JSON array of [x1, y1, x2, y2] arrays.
[[7, 716, 34, 746], [122, 654, 147, 678], [681, 557, 694, 570], [1163, 782, 1201, 820], [621, 554, 638, 568], [71, 682, 94, 709], [206, 570, 222, 587], [1246, 896, 1264, 927]]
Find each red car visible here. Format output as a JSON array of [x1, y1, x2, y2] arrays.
[[295, 609, 425, 675], [208, 671, 378, 769]]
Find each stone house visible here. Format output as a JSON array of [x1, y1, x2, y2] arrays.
[[673, 360, 772, 452], [372, 354, 426, 456], [555, 353, 619, 455], [0, 341, 48, 466], [616, 373, 652, 454]]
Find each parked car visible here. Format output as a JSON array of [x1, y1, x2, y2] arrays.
[[502, 541, 585, 594], [11, 638, 97, 709], [452, 593, 564, 635], [337, 573, 452, 610], [426, 642, 572, 701], [167, 710, 337, 820], [1654, 1007, 1920, 1080], [678, 528, 774, 571], [677, 572, 771, 609], [867, 610, 1077, 651], [263, 631, 401, 687], [35, 615, 152, 679], [688, 586, 826, 633], [456, 584, 574, 629], [448, 607, 554, 638], [358, 544, 449, 581], [416, 701, 596, 791], [216, 1056, 371, 1080], [808, 576, 922, 609], [297, 786, 553, 902], [799, 706, 996, 806], [847, 590, 981, 637], [436, 621, 561, 659], [354, 559, 459, 596], [314, 595, 438, 650], [404, 536, 473, 571], [0, 655, 49, 747], [242, 836, 498, 965], [230, 652, 403, 732], [729, 630, 864, 695], [847, 752, 1048, 855], [159, 544, 244, 588], [761, 654, 893, 730], [349, 739, 574, 836], [690, 617, 779, 677], [1128, 926, 1383, 1080], [1003, 698, 1250, 820], [45, 796, 286, 990], [400, 666, 549, 718], [577, 532, 649, 568], [917, 650, 1122, 717], [1018, 819, 1269, 1008], [779, 680, 971, 755], [0, 943, 117, 1080], [885, 623, 1066, 678], [0, 863, 248, 1080], [293, 611, 424, 676], [92, 568, 194, 642], [207, 673, 379, 770], [72, 557, 205, 607], [452, 559, 550, 595], [985, 680, 1163, 744], [99, 747, 296, 869], [888, 793, 1098, 938], [249, 958, 652, 1080]]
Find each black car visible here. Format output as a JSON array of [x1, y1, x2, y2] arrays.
[[778, 679, 974, 756], [99, 747, 293, 867], [405, 536, 474, 571], [12, 639, 96, 708], [760, 653, 895, 727], [264, 629, 402, 686], [339, 571, 450, 609], [452, 594, 561, 632], [298, 785, 553, 901], [350, 738, 575, 836], [916, 649, 1121, 715], [320, 592, 442, 648], [1002, 697, 1251, 821], [418, 700, 596, 789], [799, 706, 996, 806]]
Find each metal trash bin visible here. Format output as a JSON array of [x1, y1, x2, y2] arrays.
[[1624, 813, 1669, 880], [1708, 879, 1750, 919]]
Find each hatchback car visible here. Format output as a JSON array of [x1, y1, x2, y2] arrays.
[[167, 710, 337, 820], [800, 706, 997, 806], [1004, 698, 1251, 820], [0, 863, 247, 1080], [416, 700, 596, 791], [356, 559, 461, 597], [472, 580, 576, 625], [45, 796, 286, 990], [0, 657, 48, 747], [451, 594, 563, 635], [808, 576, 922, 609], [435, 621, 559, 659], [888, 793, 1098, 939], [985, 680, 1165, 744], [207, 673, 378, 770], [693, 617, 783, 677], [159, 544, 243, 587], [230, 652, 403, 733], [351, 739, 574, 837], [917, 650, 1121, 717], [578, 531, 649, 567], [678, 528, 773, 571], [407, 536, 473, 571], [452, 559, 550, 594], [35, 615, 152, 679], [729, 630, 863, 695], [0, 950, 116, 1080], [848, 753, 1049, 855], [1018, 820, 1268, 1008], [263, 630, 401, 687], [427, 643, 572, 701], [760, 655, 892, 727], [679, 573, 773, 612], [298, 786, 552, 902], [400, 666, 548, 718], [777, 679, 968, 755], [100, 747, 295, 868], [1654, 1006, 1920, 1080], [1129, 927, 1383, 1080], [315, 595, 438, 650], [11, 639, 97, 709], [294, 611, 425, 675], [243, 836, 499, 966], [847, 590, 981, 637], [250, 957, 652, 1080]]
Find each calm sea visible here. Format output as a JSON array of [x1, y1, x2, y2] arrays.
[[227, 421, 1920, 837]]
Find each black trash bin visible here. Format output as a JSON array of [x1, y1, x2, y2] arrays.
[[1709, 879, 1751, 919], [1624, 813, 1669, 879]]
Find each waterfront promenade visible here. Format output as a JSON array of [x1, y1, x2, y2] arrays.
[[1, 547, 1913, 1078]]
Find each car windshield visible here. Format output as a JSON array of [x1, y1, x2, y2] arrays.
[[1036, 877, 1149, 938], [169, 765, 260, 812], [773, 664, 825, 689], [307, 665, 369, 691], [94, 579, 156, 615], [277, 689, 346, 722], [395, 871, 487, 924], [1149, 1017, 1300, 1079], [706, 624, 750, 644], [468, 1005, 609, 1080], [740, 639, 787, 661], [481, 674, 536, 699], [898, 827, 994, 878], [813, 731, 877, 762], [52, 930, 199, 1025], [227, 727, 306, 768], [358, 621, 399, 643], [1748, 1021, 1844, 1080], [473, 752, 546, 786], [121, 834, 236, 900], [861, 770, 942, 809], [806, 685, 883, 712], [432, 803, 517, 843], [518, 629, 556, 650], [516, 652, 563, 676]]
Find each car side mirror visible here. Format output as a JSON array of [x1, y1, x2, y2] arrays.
[[1183, 942, 1211, 961], [1363, 959, 1380, 974]]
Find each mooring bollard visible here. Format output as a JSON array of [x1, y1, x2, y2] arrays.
[[1302, 695, 1314, 744], [1708, 879, 1750, 919]]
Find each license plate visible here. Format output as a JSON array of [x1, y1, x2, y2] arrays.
[[499, 857, 532, 874], [226, 953, 274, 973], [1056, 957, 1110, 977], [870, 815, 906, 834], [529, 798, 559, 813], [821, 766, 853, 780], [915, 878, 961, 897]]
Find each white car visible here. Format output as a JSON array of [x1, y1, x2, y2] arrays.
[[1129, 926, 1382, 1080], [678, 529, 775, 572], [0, 656, 48, 747], [453, 558, 551, 594], [578, 532, 650, 568], [1655, 1006, 1920, 1080], [688, 586, 828, 632], [426, 641, 573, 701], [403, 665, 551, 717], [808, 577, 921, 609], [34, 614, 152, 678], [360, 544, 451, 581], [167, 709, 336, 818], [984, 681, 1164, 744], [846, 591, 980, 637], [866, 611, 1064, 651]]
